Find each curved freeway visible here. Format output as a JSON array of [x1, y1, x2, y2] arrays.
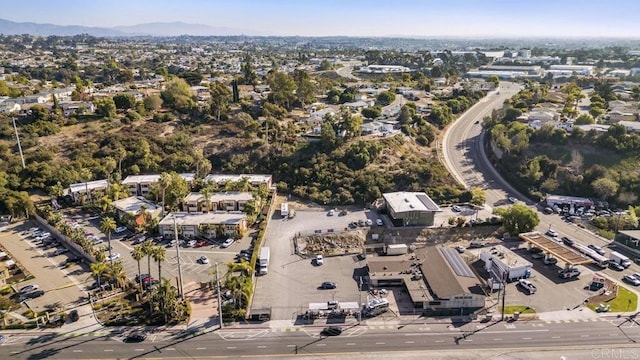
[[442, 82, 619, 248]]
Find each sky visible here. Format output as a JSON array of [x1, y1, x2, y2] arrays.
[[6, 0, 640, 38]]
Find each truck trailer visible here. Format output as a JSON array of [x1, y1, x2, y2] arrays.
[[385, 244, 408, 256]]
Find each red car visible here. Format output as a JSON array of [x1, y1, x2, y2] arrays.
[[195, 240, 209, 248]]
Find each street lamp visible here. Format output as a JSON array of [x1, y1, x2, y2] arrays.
[[172, 214, 185, 300]]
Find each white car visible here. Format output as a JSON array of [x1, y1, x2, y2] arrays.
[[623, 274, 640, 286], [114, 226, 127, 234], [19, 284, 39, 294], [366, 219, 373, 226], [106, 253, 121, 261], [328, 209, 335, 216], [452, 205, 462, 212], [546, 229, 559, 238], [518, 279, 537, 294], [375, 219, 384, 226], [221, 238, 235, 248], [198, 256, 209, 264], [455, 246, 466, 253], [315, 255, 324, 266], [508, 197, 519, 204]]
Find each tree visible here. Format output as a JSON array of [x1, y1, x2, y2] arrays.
[[494, 203, 540, 236], [292, 70, 317, 107], [361, 106, 382, 119], [241, 56, 258, 85], [486, 75, 499, 87], [94, 97, 117, 119], [151, 246, 167, 281], [153, 172, 189, 211], [266, 71, 296, 110], [592, 177, 619, 200], [376, 91, 396, 106], [143, 95, 163, 112], [161, 77, 195, 112], [181, 71, 203, 86], [209, 81, 232, 122], [112, 93, 136, 110], [142, 240, 155, 280], [100, 217, 117, 264], [320, 121, 337, 150], [131, 245, 145, 293], [575, 114, 594, 125], [469, 187, 486, 206], [90, 262, 108, 290], [107, 261, 127, 289]]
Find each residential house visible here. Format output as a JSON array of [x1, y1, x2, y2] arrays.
[[69, 179, 109, 204], [0, 101, 20, 114], [0, 263, 9, 287], [204, 174, 273, 189], [382, 192, 441, 227], [182, 192, 254, 213], [158, 212, 247, 239], [618, 120, 640, 133], [111, 196, 162, 229], [59, 101, 95, 116]]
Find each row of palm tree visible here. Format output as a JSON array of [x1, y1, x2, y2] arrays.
[[131, 240, 166, 293]]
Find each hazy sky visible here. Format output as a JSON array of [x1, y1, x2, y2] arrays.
[[6, 0, 640, 38]]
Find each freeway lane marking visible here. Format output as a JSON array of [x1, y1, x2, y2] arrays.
[[522, 337, 532, 340], [317, 344, 326, 347], [610, 334, 619, 336], [346, 343, 356, 346], [552, 336, 561, 339], [375, 342, 385, 345], [104, 349, 113, 352], [135, 349, 144, 351], [434, 340, 444, 343], [286, 345, 295, 348], [226, 347, 237, 349], [72, 350, 83, 353], [166, 348, 176, 350], [257, 346, 266, 349], [493, 338, 502, 341], [196, 347, 206, 350]]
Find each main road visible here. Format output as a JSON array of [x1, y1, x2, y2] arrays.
[[1, 318, 638, 359], [442, 82, 614, 249]]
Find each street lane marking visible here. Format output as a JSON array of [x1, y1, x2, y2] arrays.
[[405, 341, 414, 344], [493, 338, 502, 341], [227, 347, 237, 349], [375, 342, 385, 345], [346, 343, 356, 346], [552, 336, 561, 339], [610, 334, 619, 336], [72, 350, 83, 353], [135, 349, 144, 351], [104, 349, 113, 352], [257, 346, 266, 348], [286, 345, 295, 348], [522, 337, 532, 340], [581, 335, 589, 338], [166, 348, 176, 350], [196, 347, 206, 350], [435, 340, 444, 343], [316, 344, 326, 347]]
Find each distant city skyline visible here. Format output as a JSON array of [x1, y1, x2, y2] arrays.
[[4, 0, 640, 38]]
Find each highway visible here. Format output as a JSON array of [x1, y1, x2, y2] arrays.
[[2, 318, 639, 359], [442, 82, 615, 249]]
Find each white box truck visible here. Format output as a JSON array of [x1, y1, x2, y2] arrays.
[[280, 203, 289, 218], [610, 251, 631, 268], [385, 244, 408, 255], [259, 247, 270, 275]]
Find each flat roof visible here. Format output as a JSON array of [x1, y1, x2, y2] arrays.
[[383, 192, 441, 213], [69, 179, 109, 193], [122, 173, 195, 185], [367, 256, 433, 303], [158, 212, 246, 226], [483, 244, 532, 268], [519, 232, 592, 266], [184, 191, 254, 203], [111, 196, 160, 215], [204, 174, 272, 184], [619, 230, 640, 241]]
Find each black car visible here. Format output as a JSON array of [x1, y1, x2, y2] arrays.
[[320, 281, 337, 289], [561, 237, 575, 246], [124, 332, 147, 343], [321, 326, 342, 336], [21, 289, 45, 300], [135, 274, 151, 283], [68, 310, 79, 322], [609, 262, 625, 271]]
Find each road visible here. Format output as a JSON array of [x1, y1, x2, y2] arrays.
[[1, 318, 638, 359], [442, 82, 615, 249]]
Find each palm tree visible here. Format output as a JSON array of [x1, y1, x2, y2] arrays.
[[108, 261, 128, 289], [151, 278, 180, 324], [100, 217, 117, 265], [90, 262, 108, 289], [151, 246, 167, 281], [200, 187, 211, 213], [142, 240, 154, 278], [131, 245, 145, 293]]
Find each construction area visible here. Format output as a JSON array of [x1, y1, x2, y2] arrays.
[[295, 230, 366, 257]]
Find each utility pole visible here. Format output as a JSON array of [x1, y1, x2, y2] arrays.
[[161, 186, 166, 218], [173, 215, 184, 299], [12, 117, 25, 169], [216, 262, 223, 328], [501, 272, 507, 321]]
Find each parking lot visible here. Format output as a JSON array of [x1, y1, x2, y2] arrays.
[[252, 209, 377, 320], [0, 222, 92, 314]]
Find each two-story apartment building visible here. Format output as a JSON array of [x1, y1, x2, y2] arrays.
[[122, 173, 196, 197], [157, 212, 247, 240], [110, 196, 162, 229], [182, 192, 254, 213], [69, 179, 109, 204], [204, 174, 273, 189]]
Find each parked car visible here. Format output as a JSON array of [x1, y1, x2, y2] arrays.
[[53, 248, 69, 256], [543, 256, 558, 265], [558, 268, 581, 279], [195, 240, 208, 248], [19, 284, 39, 294], [452, 205, 462, 212], [469, 242, 484, 249], [106, 253, 121, 261], [357, 219, 365, 226], [114, 226, 127, 234], [546, 229, 559, 238], [561, 236, 575, 246], [198, 256, 209, 264], [320, 281, 337, 289], [508, 197, 519, 204], [375, 219, 384, 226], [455, 246, 466, 253], [21, 289, 45, 300], [221, 238, 235, 248], [623, 274, 640, 286], [68, 310, 79, 322], [366, 219, 373, 226], [529, 247, 543, 254], [315, 255, 324, 266], [543, 207, 554, 214], [327, 209, 335, 216], [135, 274, 151, 283], [338, 210, 348, 216], [532, 252, 546, 259], [588, 244, 606, 256]]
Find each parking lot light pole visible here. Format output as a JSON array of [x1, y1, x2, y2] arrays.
[[216, 262, 223, 329], [173, 214, 184, 300]]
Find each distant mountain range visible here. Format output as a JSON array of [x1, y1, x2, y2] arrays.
[[0, 18, 255, 37]]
